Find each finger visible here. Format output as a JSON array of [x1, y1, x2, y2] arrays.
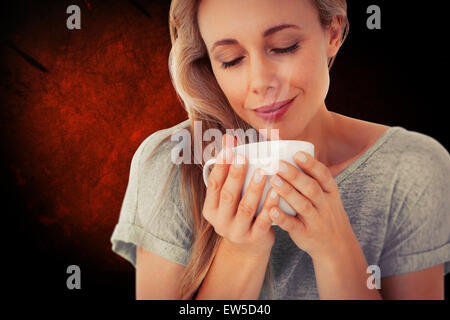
[[275, 160, 326, 211], [221, 133, 237, 164], [269, 173, 319, 223], [217, 133, 235, 165], [217, 152, 247, 225], [233, 168, 267, 235], [252, 187, 280, 235], [269, 206, 306, 237], [294, 151, 338, 194], [203, 135, 234, 214]]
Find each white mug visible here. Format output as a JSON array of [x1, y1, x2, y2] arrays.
[[202, 140, 315, 225]]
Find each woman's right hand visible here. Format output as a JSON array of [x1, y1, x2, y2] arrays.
[[202, 134, 279, 259]]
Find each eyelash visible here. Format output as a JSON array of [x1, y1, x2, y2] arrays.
[[221, 42, 299, 69]]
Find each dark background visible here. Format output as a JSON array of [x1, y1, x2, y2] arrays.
[[0, 0, 448, 300]]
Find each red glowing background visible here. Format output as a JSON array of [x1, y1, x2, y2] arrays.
[[1, 0, 189, 296]]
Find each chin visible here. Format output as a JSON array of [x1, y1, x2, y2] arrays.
[[252, 124, 286, 141]]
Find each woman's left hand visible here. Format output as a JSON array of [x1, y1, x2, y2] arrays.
[[268, 151, 360, 260]]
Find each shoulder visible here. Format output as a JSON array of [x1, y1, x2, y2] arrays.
[[133, 119, 191, 169], [372, 127, 450, 212], [376, 129, 450, 280], [132, 119, 193, 222], [345, 125, 450, 202], [383, 127, 450, 182]]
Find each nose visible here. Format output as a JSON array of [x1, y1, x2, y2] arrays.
[[249, 53, 281, 96]]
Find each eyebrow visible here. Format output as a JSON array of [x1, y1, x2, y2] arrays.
[[210, 23, 301, 53]]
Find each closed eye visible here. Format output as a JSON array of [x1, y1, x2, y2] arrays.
[[220, 42, 299, 69]]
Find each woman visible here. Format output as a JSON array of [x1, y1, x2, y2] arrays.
[[110, 0, 450, 299]]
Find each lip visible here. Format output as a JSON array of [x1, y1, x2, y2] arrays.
[[254, 97, 295, 113], [254, 96, 295, 121]]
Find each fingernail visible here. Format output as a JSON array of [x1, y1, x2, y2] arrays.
[[270, 208, 279, 218], [220, 147, 233, 164], [270, 189, 277, 199], [279, 161, 288, 173], [296, 151, 307, 163], [233, 154, 245, 168], [254, 169, 264, 183], [271, 175, 283, 187]]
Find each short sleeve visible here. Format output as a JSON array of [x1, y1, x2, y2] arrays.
[[379, 139, 450, 278], [110, 132, 193, 267]]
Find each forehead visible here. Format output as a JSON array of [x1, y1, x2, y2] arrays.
[[197, 0, 318, 45]]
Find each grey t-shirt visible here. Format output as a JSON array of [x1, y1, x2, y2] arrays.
[[110, 119, 450, 299]]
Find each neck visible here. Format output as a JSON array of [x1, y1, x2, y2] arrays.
[[292, 105, 340, 167]]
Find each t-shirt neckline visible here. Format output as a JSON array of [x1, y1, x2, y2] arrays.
[[334, 126, 402, 185]]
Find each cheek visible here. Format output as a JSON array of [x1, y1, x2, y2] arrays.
[[291, 50, 329, 101], [215, 74, 247, 111]]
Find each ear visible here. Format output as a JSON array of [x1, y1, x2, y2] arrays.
[[326, 16, 344, 60]]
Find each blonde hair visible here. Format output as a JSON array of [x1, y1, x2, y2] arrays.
[[144, 0, 349, 299]]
